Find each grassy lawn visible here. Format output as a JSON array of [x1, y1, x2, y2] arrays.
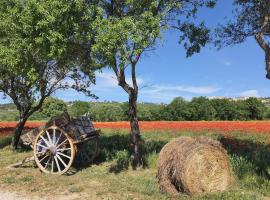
[[1, 129, 270, 199]]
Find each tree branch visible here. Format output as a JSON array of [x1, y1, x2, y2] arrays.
[[255, 33, 270, 52]]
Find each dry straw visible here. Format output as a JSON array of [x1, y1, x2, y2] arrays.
[[157, 136, 235, 196]]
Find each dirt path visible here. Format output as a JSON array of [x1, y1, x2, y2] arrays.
[[0, 189, 29, 200], [0, 189, 83, 200]]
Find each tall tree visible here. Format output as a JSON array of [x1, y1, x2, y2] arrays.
[[215, 0, 270, 78], [90, 0, 216, 168], [0, 0, 99, 148]]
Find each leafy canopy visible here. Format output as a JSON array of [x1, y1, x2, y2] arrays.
[[0, 0, 100, 118], [92, 0, 217, 69]]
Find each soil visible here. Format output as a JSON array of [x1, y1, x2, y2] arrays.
[[0, 189, 91, 200]]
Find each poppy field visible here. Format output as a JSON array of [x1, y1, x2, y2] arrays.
[[1, 121, 270, 137]]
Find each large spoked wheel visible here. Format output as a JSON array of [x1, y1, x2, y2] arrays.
[[33, 126, 75, 175]]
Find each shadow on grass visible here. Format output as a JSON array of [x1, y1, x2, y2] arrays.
[[0, 136, 12, 149], [74, 133, 167, 173], [0, 129, 32, 151], [220, 136, 270, 179]]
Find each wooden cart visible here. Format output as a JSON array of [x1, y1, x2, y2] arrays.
[[18, 112, 100, 175]]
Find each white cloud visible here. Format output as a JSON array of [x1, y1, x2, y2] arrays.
[[141, 84, 220, 95], [50, 71, 221, 103], [95, 71, 143, 88], [138, 84, 220, 102], [239, 90, 260, 97], [224, 61, 232, 66], [93, 72, 220, 102]]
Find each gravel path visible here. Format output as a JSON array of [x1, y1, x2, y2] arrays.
[[0, 190, 29, 200], [0, 189, 82, 200]]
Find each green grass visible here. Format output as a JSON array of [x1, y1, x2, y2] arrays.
[[1, 129, 270, 199]]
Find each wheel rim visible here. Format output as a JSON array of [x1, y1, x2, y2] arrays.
[[34, 126, 75, 175]]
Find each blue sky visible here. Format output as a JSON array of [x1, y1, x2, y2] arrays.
[[1, 1, 269, 104]]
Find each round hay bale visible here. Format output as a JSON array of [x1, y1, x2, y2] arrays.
[[157, 136, 235, 196]]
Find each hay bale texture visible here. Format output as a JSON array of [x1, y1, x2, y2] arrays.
[[157, 136, 235, 196]]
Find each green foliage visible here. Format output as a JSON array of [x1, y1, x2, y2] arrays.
[[229, 155, 256, 179], [90, 102, 128, 122], [163, 97, 189, 120], [137, 103, 164, 121], [0, 0, 99, 136], [109, 150, 130, 173], [263, 107, 270, 119], [30, 97, 67, 120], [0, 96, 269, 122], [211, 99, 237, 120], [244, 97, 264, 120], [0, 136, 12, 149], [0, 103, 19, 121], [188, 97, 216, 120], [68, 101, 90, 117]]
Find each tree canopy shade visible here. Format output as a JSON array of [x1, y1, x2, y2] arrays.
[[0, 0, 100, 148], [215, 0, 270, 79], [89, 0, 216, 168]]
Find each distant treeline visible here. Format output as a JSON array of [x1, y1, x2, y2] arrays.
[[1, 97, 270, 122]]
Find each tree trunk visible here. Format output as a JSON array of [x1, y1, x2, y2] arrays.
[[265, 50, 270, 79], [129, 91, 143, 169], [11, 117, 28, 149]]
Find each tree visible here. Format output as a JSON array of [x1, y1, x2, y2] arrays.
[[31, 97, 67, 120], [234, 100, 250, 120], [0, 0, 99, 148], [165, 97, 189, 121], [90, 102, 127, 121], [188, 97, 216, 120], [244, 97, 264, 120], [69, 101, 90, 117], [211, 98, 237, 120], [90, 0, 216, 168], [215, 0, 270, 79]]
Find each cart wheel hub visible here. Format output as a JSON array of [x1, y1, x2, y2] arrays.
[[49, 146, 57, 156]]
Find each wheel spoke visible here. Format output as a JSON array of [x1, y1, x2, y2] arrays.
[[56, 139, 68, 149], [39, 154, 49, 163], [51, 159, 54, 173], [46, 131, 53, 145], [36, 143, 48, 149], [57, 152, 71, 159], [55, 132, 62, 146], [36, 151, 47, 157], [45, 156, 52, 169], [53, 129, 56, 145], [57, 148, 71, 152], [40, 135, 50, 147], [56, 154, 67, 168], [54, 156, 61, 172]]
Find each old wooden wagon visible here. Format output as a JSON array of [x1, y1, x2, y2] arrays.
[[17, 112, 100, 175]]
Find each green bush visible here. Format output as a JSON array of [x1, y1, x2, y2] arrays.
[[68, 101, 90, 117], [0, 96, 268, 121], [30, 97, 67, 120]]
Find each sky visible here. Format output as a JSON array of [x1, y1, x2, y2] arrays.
[[1, 1, 269, 104]]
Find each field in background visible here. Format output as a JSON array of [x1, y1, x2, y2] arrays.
[[1, 123, 270, 199], [2, 121, 270, 138]]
